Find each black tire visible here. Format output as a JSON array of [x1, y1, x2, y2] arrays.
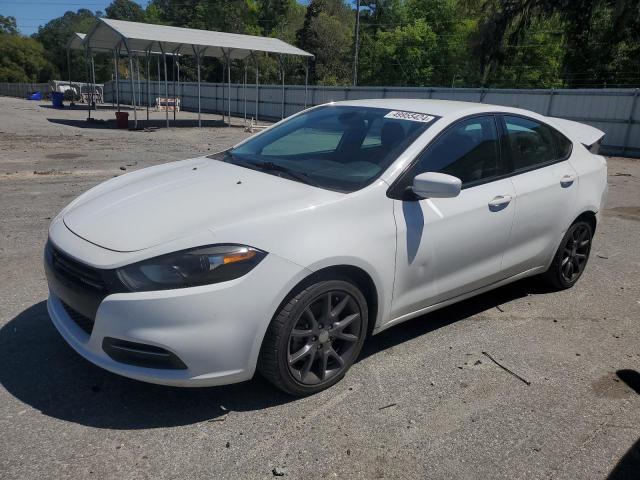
[[542, 220, 593, 290], [258, 279, 368, 396]]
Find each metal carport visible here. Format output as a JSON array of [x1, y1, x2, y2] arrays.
[[79, 18, 313, 128]]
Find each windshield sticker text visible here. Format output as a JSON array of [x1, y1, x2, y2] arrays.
[[384, 111, 435, 123]]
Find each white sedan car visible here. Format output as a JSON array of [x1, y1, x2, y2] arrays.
[[45, 99, 607, 395]]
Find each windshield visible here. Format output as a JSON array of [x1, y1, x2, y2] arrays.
[[210, 105, 437, 193]]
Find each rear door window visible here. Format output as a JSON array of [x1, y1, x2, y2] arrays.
[[503, 116, 571, 172]]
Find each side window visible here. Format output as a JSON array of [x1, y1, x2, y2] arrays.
[[551, 128, 573, 159], [503, 116, 567, 171], [408, 115, 504, 187]]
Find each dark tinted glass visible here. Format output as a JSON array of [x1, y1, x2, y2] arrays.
[[551, 128, 573, 159], [222, 106, 435, 193], [504, 116, 565, 171], [407, 115, 504, 187]]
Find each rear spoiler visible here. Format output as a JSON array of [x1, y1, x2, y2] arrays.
[[547, 117, 605, 154]]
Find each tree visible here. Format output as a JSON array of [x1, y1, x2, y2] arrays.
[[33, 9, 99, 82], [105, 0, 146, 22], [0, 15, 18, 35], [148, 0, 260, 34], [0, 34, 57, 82], [472, 0, 640, 87], [296, 0, 354, 84], [258, 0, 302, 36], [360, 19, 438, 85]]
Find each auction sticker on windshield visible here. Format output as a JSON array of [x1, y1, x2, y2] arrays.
[[384, 111, 435, 123]]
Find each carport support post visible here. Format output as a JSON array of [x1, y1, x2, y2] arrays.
[[193, 45, 202, 128], [304, 58, 309, 109], [252, 52, 259, 123], [172, 55, 177, 123], [113, 48, 120, 112], [176, 55, 181, 122], [136, 54, 141, 110], [278, 54, 285, 119], [225, 50, 232, 127], [90, 54, 96, 109], [67, 48, 72, 96], [146, 50, 150, 121], [159, 44, 169, 128], [84, 46, 91, 119], [157, 55, 161, 106], [177, 56, 182, 118], [221, 60, 226, 123], [243, 60, 247, 125], [123, 40, 138, 129], [172, 46, 181, 124]]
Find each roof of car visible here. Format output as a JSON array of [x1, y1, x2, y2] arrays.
[[320, 98, 605, 146], [334, 98, 517, 118]]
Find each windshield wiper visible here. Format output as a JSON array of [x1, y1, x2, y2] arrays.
[[252, 161, 321, 188], [212, 152, 320, 188]]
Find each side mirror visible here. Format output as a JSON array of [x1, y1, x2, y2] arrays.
[[411, 172, 461, 199]]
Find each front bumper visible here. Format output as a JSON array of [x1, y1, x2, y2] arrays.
[[47, 252, 310, 387]]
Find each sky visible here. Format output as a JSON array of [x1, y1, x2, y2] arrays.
[[0, 0, 149, 35]]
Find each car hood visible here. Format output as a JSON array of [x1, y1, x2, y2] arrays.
[[63, 157, 341, 252]]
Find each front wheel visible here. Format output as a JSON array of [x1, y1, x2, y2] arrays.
[[542, 220, 593, 290], [258, 279, 368, 396]]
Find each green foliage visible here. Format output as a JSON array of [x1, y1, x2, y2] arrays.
[[0, 15, 18, 35], [105, 0, 146, 22], [3, 0, 639, 88], [472, 0, 640, 87], [360, 19, 437, 85], [33, 9, 98, 82], [148, 0, 261, 34], [0, 33, 57, 82], [296, 0, 354, 84]]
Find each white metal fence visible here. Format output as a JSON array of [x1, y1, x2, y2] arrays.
[[0, 82, 51, 98], [105, 81, 640, 157]]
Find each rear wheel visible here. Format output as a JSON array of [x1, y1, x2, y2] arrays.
[[542, 220, 593, 290], [258, 279, 368, 396]]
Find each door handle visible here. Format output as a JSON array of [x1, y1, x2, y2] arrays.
[[488, 195, 512, 211], [560, 174, 575, 188]]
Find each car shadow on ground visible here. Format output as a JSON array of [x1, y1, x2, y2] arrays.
[[607, 436, 640, 480], [46, 117, 231, 130], [606, 370, 640, 478], [360, 277, 552, 360], [0, 278, 551, 430]]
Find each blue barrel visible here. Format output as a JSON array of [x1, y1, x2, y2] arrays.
[[51, 92, 64, 108]]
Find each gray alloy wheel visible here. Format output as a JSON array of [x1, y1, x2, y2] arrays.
[[287, 290, 362, 385], [258, 279, 368, 396], [543, 220, 593, 290]]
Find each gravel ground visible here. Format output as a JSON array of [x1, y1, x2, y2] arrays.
[[0, 97, 638, 480]]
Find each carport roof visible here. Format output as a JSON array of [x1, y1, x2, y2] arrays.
[[66, 32, 85, 50], [83, 18, 313, 60]]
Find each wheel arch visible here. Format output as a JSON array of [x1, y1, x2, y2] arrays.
[[573, 210, 597, 233], [271, 264, 380, 337]]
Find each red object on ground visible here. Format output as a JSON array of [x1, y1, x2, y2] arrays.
[[115, 111, 129, 129]]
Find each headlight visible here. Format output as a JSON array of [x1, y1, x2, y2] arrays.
[[116, 245, 266, 292]]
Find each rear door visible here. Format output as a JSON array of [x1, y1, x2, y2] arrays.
[[499, 115, 579, 276]]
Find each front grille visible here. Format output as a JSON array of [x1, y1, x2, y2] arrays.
[[50, 245, 106, 292], [62, 301, 95, 335]]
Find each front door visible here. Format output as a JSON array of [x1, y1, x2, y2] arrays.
[[390, 115, 516, 321]]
